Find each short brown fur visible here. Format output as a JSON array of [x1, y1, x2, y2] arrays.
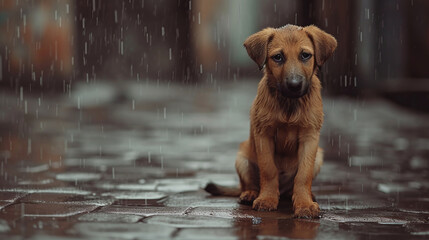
[[205, 24, 337, 218]]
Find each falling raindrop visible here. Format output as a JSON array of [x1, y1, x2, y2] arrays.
[[327, 197, 331, 210], [345, 197, 349, 213], [27, 138, 31, 155], [0, 56, 2, 81], [21, 203, 25, 218]]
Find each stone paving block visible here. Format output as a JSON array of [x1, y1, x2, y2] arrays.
[[101, 191, 167, 200], [164, 191, 239, 208], [0, 188, 92, 195], [110, 166, 167, 179], [405, 223, 429, 236], [0, 191, 27, 202], [100, 191, 167, 205], [77, 212, 142, 223], [185, 206, 250, 219], [322, 220, 413, 237], [70, 222, 175, 240], [156, 183, 201, 193], [116, 183, 158, 191], [397, 197, 429, 214], [0, 203, 99, 220], [144, 215, 233, 228], [186, 205, 296, 222], [0, 201, 12, 210], [19, 164, 50, 173], [100, 205, 187, 217], [55, 172, 102, 182], [316, 193, 392, 210], [8, 217, 78, 237], [323, 209, 426, 224], [17, 178, 55, 186], [94, 182, 158, 191], [19, 193, 115, 206]]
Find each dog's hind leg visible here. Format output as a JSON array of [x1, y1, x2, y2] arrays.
[[235, 140, 260, 205]]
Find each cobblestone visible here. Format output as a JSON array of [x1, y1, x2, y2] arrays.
[[0, 80, 428, 239]]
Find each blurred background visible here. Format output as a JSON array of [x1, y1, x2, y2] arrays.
[[0, 0, 428, 106]]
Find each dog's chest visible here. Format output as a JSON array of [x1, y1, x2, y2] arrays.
[[274, 126, 299, 155]]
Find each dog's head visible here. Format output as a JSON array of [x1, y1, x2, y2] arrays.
[[244, 24, 337, 98]]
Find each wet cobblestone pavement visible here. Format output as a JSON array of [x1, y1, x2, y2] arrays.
[[1, 80, 429, 239]]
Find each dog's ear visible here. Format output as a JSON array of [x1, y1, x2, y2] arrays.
[[243, 28, 275, 70], [304, 25, 337, 67]]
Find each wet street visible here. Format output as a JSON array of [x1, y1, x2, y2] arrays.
[[0, 80, 429, 239]]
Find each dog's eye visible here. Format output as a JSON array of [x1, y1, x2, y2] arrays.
[[300, 52, 312, 61], [271, 54, 284, 63]]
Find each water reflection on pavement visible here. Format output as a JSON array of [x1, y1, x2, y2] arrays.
[[0, 80, 428, 239]]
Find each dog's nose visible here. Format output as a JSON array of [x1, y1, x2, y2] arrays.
[[286, 76, 304, 92]]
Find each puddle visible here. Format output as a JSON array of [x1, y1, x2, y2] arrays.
[[0, 219, 10, 233], [77, 212, 142, 223], [145, 215, 233, 228], [71, 222, 175, 239]]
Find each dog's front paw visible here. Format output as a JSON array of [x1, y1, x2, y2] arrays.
[[239, 190, 258, 205], [252, 196, 278, 211], [294, 201, 320, 218]]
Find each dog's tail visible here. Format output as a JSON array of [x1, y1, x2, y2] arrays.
[[204, 182, 241, 197]]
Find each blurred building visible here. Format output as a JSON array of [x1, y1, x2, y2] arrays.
[[0, 0, 428, 104], [0, 0, 75, 92]]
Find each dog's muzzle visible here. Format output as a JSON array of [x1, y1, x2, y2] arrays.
[[279, 74, 309, 98]]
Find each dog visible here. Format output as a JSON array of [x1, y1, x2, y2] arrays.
[[205, 24, 337, 218]]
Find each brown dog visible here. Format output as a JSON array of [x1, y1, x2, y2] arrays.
[[205, 24, 337, 218]]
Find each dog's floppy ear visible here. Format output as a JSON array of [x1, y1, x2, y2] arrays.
[[304, 25, 337, 67], [243, 28, 275, 70]]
